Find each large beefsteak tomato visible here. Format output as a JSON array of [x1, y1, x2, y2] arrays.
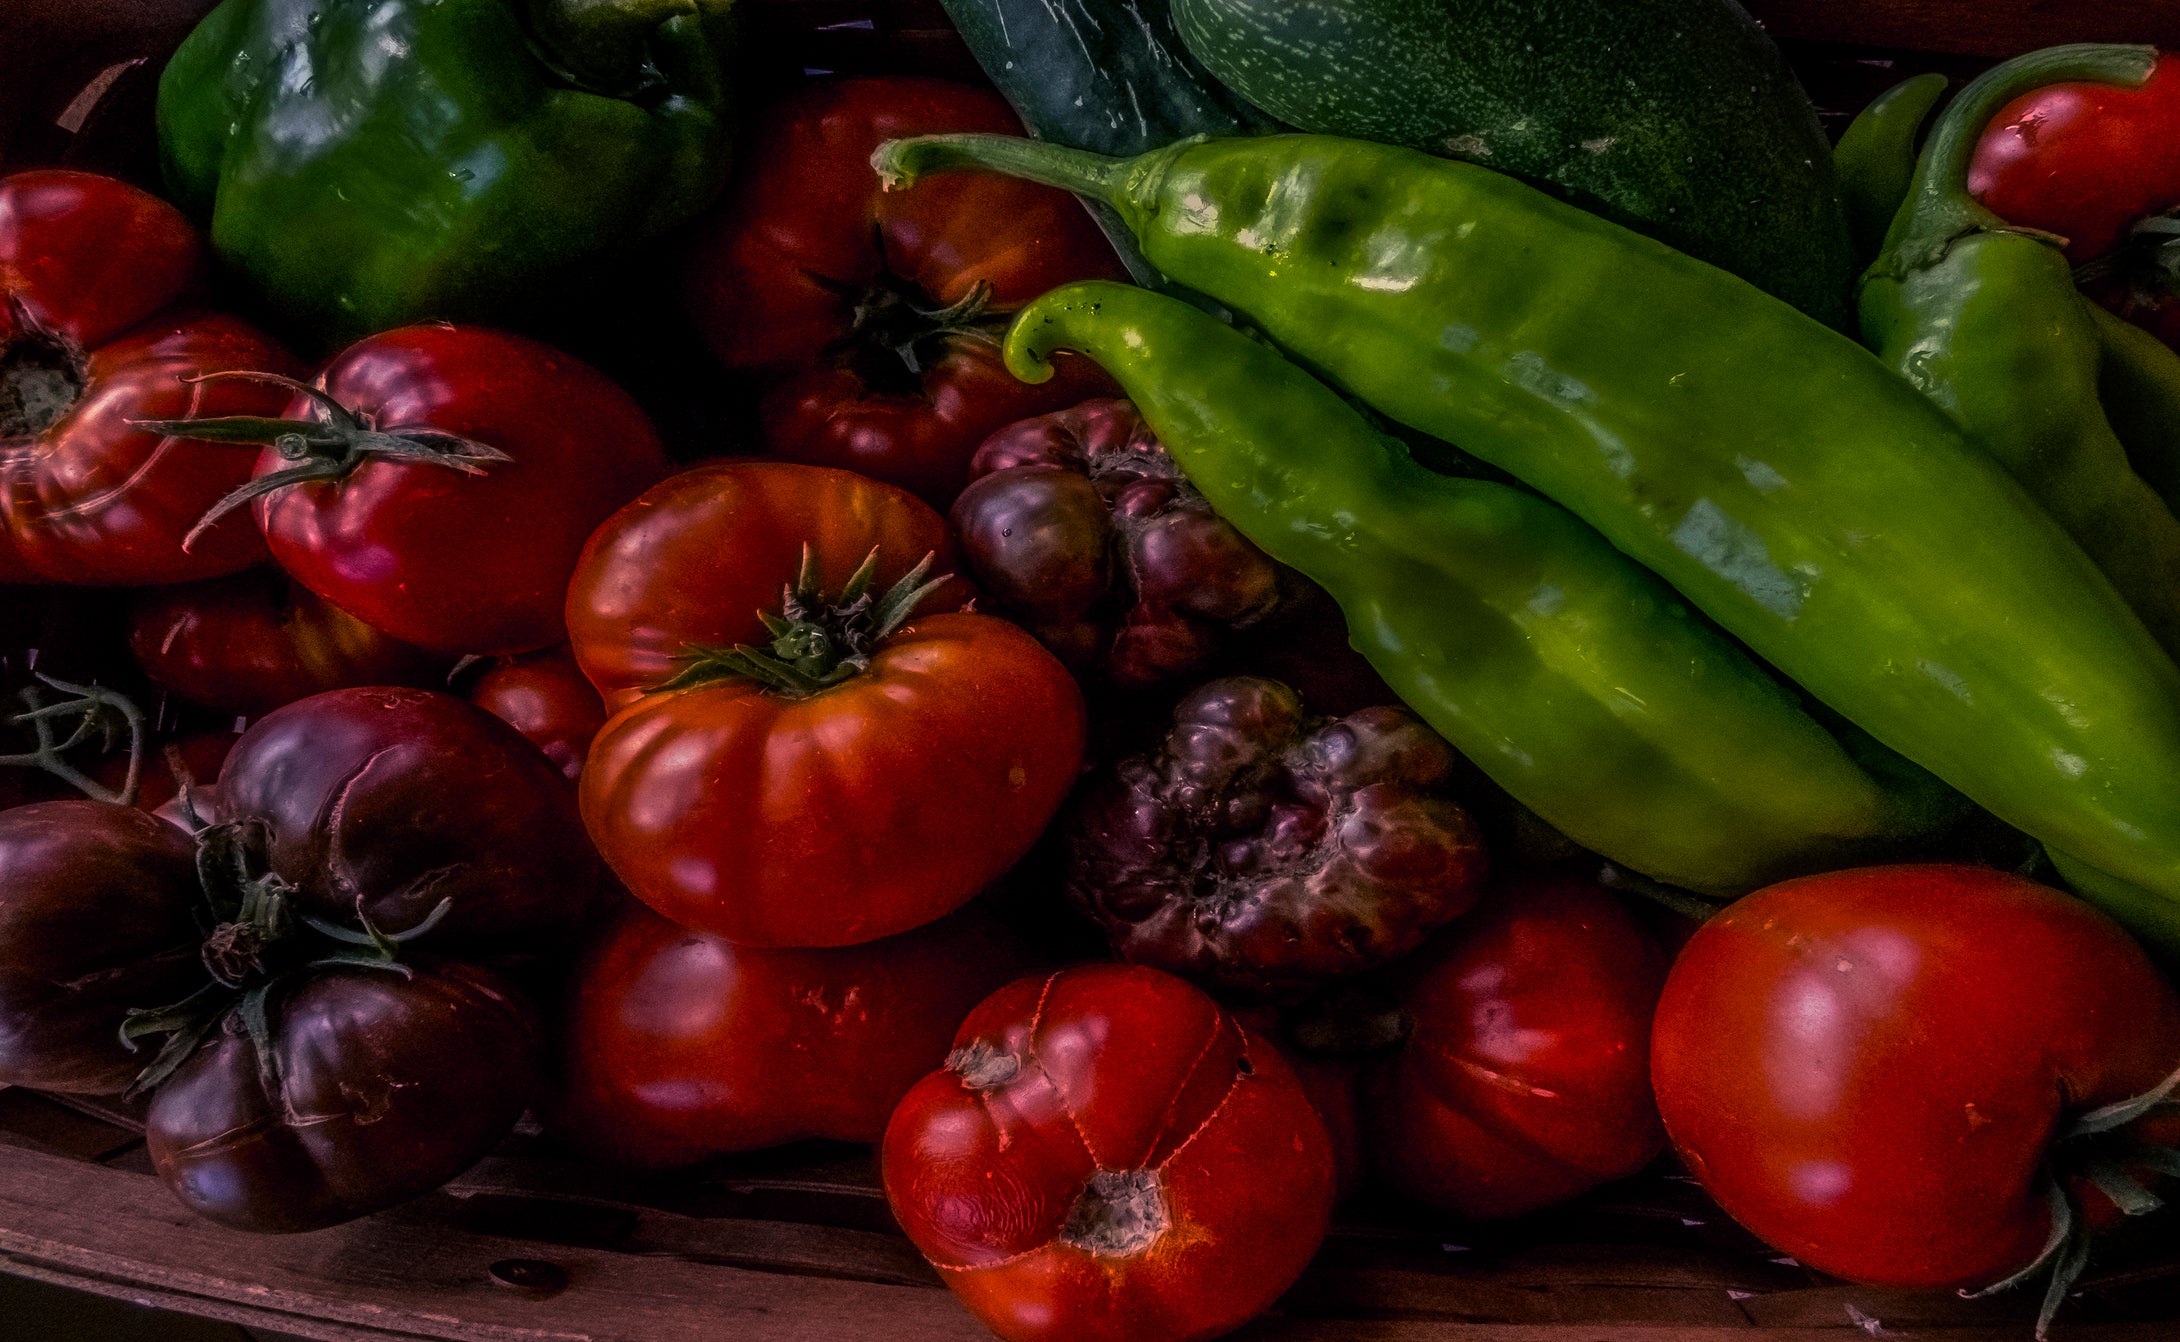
[[569, 461, 1085, 947]]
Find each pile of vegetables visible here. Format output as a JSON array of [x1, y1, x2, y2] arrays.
[[3, 1, 2180, 1339]]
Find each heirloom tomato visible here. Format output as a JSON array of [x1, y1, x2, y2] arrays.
[[1, 170, 293, 583], [569, 461, 1085, 947], [1653, 865, 2180, 1325], [0, 688, 590, 1231], [683, 77, 1121, 506], [128, 567, 446, 717], [883, 963, 1336, 1342], [467, 645, 607, 781], [548, 902, 1034, 1167], [152, 324, 670, 656]]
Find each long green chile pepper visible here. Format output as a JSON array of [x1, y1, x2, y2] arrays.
[[1004, 280, 1935, 893], [874, 101, 2180, 952], [2093, 301, 2180, 512], [1834, 72, 1948, 265], [1862, 46, 2180, 660]]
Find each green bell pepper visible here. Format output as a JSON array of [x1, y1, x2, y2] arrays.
[[158, 0, 736, 345], [1862, 46, 2180, 662], [1003, 280, 1945, 894], [874, 124, 2180, 953]]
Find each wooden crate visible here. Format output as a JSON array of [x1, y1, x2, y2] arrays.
[[3, 2, 2178, 1338]]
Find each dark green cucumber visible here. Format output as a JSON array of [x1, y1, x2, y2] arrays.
[[1169, 0, 1856, 327], [937, 0, 1276, 283]]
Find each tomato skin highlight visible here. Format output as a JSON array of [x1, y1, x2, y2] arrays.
[[546, 901, 1035, 1167], [883, 963, 1336, 1342], [468, 645, 606, 781], [1652, 864, 2180, 1291], [253, 325, 670, 657]]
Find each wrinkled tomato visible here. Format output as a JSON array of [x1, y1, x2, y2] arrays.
[[570, 461, 1084, 947], [883, 963, 1336, 1342], [683, 78, 1121, 506], [1, 170, 293, 583]]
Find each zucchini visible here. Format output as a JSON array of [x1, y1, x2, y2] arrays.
[[937, 0, 1275, 282], [1169, 0, 1856, 327]]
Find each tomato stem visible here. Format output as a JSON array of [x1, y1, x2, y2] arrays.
[[0, 673, 145, 807], [0, 308, 87, 439]]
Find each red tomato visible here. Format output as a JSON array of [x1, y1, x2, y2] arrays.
[[883, 963, 1336, 1342], [683, 77, 1121, 506], [228, 325, 670, 656], [546, 901, 1035, 1167], [1652, 865, 2180, 1294], [1366, 876, 1667, 1219], [570, 461, 1085, 947], [0, 171, 293, 584], [128, 567, 447, 717], [467, 646, 606, 781]]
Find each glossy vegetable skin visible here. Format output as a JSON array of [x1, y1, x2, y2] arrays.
[[683, 78, 1120, 506], [1366, 877, 1667, 1219], [874, 131, 2180, 946], [995, 281, 1938, 894], [179, 325, 672, 658], [547, 903, 1033, 1167], [467, 646, 607, 781], [157, 0, 738, 344], [1862, 47, 2180, 660], [1653, 866, 2180, 1310], [128, 568, 447, 717], [1834, 73, 1948, 262], [952, 399, 1289, 689], [883, 963, 1336, 1342], [1, 170, 292, 584], [570, 461, 1086, 947]]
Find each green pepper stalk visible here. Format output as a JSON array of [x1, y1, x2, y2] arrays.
[[157, 0, 738, 346], [875, 121, 2180, 955], [1005, 280, 1944, 895], [1862, 46, 2180, 663], [1833, 72, 1948, 266]]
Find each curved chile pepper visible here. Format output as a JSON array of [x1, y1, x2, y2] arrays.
[[1862, 46, 2180, 661], [2093, 301, 2180, 511], [1005, 280, 1940, 895], [157, 0, 737, 346], [1835, 72, 1948, 266], [875, 116, 2180, 951]]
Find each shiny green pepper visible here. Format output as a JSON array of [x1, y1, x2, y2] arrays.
[[1863, 46, 2180, 661], [875, 125, 2180, 953], [1005, 280, 1942, 894], [1833, 71, 1946, 265], [158, 0, 736, 345]]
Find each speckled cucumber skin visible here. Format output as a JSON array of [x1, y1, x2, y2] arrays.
[[1169, 0, 1856, 326]]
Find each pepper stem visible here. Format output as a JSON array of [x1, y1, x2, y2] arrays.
[[128, 370, 513, 553], [1873, 44, 2157, 276], [874, 134, 1133, 205]]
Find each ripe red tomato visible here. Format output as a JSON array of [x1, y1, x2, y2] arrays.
[[1652, 865, 2180, 1296], [546, 901, 1035, 1168], [1, 170, 293, 583], [128, 567, 447, 717], [883, 963, 1336, 1342], [467, 645, 606, 781], [177, 325, 670, 656], [683, 77, 1121, 506], [1366, 876, 1667, 1218], [570, 461, 1085, 947]]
